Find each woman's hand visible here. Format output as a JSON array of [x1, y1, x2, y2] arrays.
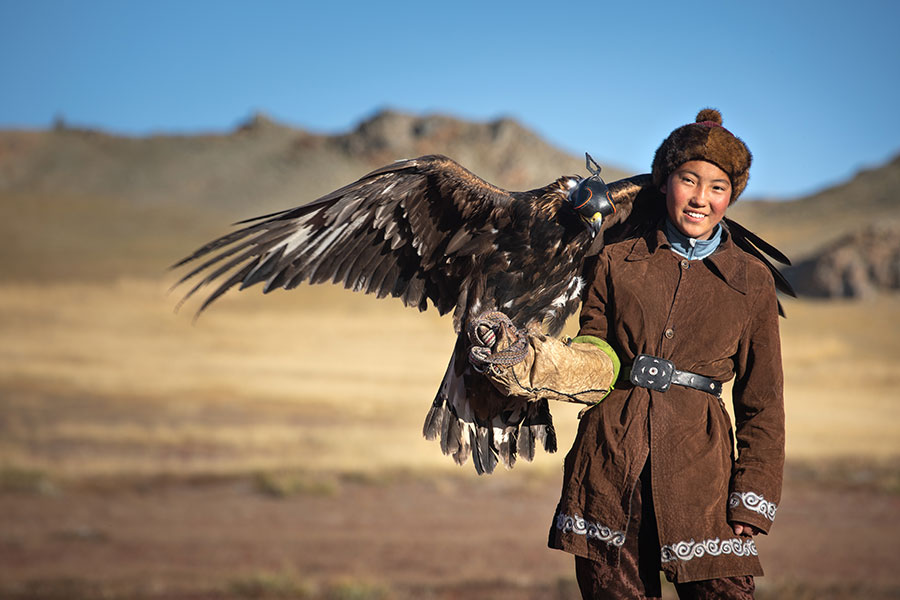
[[731, 522, 760, 537]]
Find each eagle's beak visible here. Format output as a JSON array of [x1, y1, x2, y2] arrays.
[[583, 212, 605, 236]]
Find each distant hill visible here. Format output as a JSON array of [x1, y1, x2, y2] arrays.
[[0, 109, 626, 213], [1, 109, 898, 289], [783, 223, 900, 298], [0, 110, 627, 281], [0, 111, 626, 280], [727, 154, 900, 260]]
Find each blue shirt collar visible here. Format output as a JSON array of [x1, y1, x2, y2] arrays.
[[664, 219, 722, 260]]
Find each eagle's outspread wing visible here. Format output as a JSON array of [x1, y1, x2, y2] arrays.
[[172, 154, 589, 334], [174, 155, 502, 322]]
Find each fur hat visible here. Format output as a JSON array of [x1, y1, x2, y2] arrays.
[[651, 108, 752, 203]]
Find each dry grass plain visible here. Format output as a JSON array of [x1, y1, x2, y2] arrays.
[[1, 278, 898, 599]]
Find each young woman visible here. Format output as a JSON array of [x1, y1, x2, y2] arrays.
[[547, 109, 785, 599]]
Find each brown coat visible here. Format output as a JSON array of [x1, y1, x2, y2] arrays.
[[548, 223, 785, 583]]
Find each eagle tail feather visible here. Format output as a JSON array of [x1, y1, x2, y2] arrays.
[[439, 402, 456, 456], [468, 427, 484, 475], [422, 396, 445, 442], [517, 419, 536, 463], [496, 422, 518, 470], [472, 423, 498, 475], [450, 421, 470, 466], [423, 335, 560, 475], [525, 400, 558, 454], [543, 421, 559, 454], [425, 349, 476, 467]]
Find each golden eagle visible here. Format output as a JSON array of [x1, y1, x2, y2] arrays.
[[173, 154, 793, 474]]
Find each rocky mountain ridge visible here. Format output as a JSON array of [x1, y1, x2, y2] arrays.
[[727, 153, 900, 297], [784, 224, 900, 298]]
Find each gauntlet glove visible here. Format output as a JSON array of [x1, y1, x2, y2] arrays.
[[468, 311, 620, 405]]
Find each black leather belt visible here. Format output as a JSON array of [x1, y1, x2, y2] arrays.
[[624, 354, 723, 398]]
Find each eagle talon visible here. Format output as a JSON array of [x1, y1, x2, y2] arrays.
[[473, 323, 497, 348], [466, 310, 530, 370]]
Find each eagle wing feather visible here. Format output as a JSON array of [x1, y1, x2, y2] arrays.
[[173, 155, 523, 327]]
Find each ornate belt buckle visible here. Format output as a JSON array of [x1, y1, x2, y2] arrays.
[[630, 354, 674, 392]]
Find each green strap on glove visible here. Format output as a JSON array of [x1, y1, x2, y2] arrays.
[[571, 335, 621, 395]]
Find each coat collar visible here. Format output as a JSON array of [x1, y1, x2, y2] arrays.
[[624, 220, 748, 295]]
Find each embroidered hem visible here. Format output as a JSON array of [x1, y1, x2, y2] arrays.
[[555, 511, 626, 548], [729, 491, 777, 521], [661, 537, 758, 563]]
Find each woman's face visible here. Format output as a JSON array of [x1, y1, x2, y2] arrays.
[[662, 160, 731, 240]]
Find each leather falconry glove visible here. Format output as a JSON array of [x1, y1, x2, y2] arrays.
[[468, 311, 620, 405]]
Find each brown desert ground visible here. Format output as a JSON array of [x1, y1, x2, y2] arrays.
[[0, 280, 898, 600]]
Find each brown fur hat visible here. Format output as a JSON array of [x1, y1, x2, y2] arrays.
[[651, 108, 752, 203]]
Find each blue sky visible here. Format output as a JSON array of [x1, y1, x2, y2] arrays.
[[1, 0, 898, 199]]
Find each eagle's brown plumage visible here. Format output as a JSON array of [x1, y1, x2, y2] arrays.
[[173, 154, 793, 474]]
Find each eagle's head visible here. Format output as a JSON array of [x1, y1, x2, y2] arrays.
[[565, 171, 616, 236]]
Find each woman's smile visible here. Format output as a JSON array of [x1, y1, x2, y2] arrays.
[[662, 160, 731, 240]]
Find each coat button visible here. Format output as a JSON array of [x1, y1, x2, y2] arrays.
[[664, 328, 675, 339], [681, 259, 690, 269]]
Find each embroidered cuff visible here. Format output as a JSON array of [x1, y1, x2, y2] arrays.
[[661, 537, 758, 563], [729, 491, 777, 522], [555, 511, 626, 548]]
